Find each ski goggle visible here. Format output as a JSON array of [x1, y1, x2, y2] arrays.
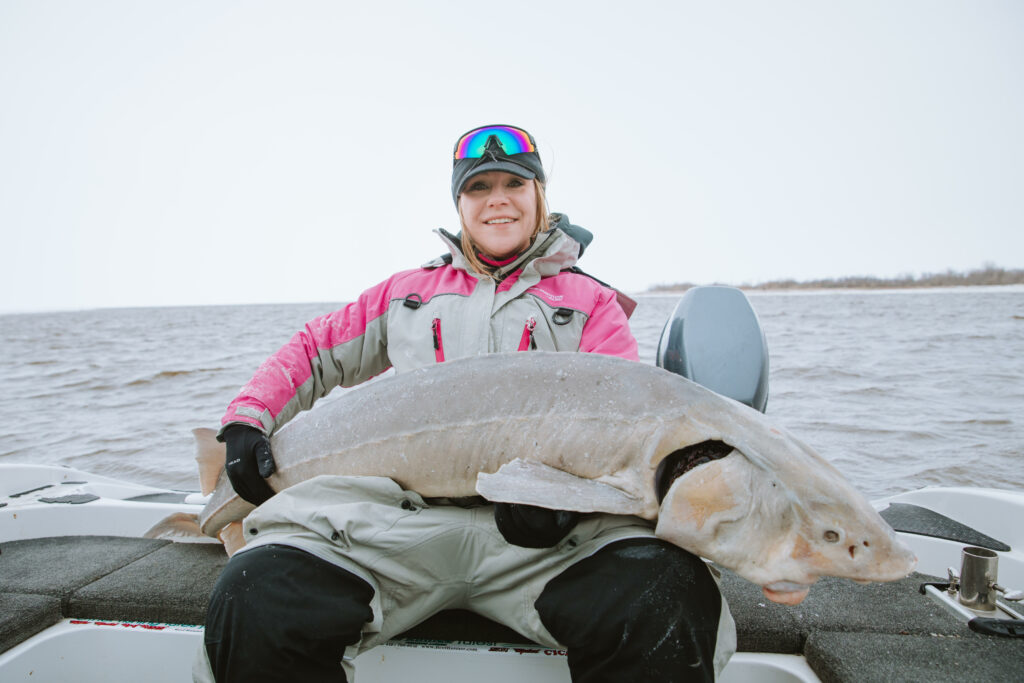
[[453, 125, 537, 160]]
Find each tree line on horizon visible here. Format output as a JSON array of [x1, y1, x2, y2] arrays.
[[646, 265, 1024, 293]]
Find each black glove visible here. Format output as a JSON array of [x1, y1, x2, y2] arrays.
[[493, 503, 580, 548], [222, 424, 277, 506]]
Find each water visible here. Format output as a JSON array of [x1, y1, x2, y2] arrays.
[[1, 287, 1022, 499]]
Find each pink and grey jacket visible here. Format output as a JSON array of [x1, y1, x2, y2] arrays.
[[220, 224, 639, 438]]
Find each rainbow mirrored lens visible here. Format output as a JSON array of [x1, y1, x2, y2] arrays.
[[454, 125, 535, 159]]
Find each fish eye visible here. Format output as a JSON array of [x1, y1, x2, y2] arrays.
[[823, 530, 840, 543]]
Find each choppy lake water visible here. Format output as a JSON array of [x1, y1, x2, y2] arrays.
[[1, 286, 1022, 499]]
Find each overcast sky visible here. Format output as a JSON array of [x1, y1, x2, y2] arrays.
[[1, 0, 1021, 312]]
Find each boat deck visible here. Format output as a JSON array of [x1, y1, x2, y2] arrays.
[[1, 535, 1021, 681]]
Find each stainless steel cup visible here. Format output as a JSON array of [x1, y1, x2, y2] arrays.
[[958, 546, 998, 612]]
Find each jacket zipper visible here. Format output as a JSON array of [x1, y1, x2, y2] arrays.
[[518, 317, 537, 351], [432, 317, 445, 363]]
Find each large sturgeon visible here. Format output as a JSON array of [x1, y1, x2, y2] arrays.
[[192, 352, 916, 604]]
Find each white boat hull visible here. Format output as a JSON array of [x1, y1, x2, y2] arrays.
[[874, 486, 1024, 587], [0, 618, 820, 683], [0, 465, 206, 543]]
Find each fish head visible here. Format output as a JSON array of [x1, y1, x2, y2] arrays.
[[653, 426, 916, 604]]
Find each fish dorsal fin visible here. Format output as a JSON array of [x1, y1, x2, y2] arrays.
[[476, 459, 645, 515], [193, 427, 226, 496]]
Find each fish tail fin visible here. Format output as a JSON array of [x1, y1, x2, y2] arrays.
[[193, 427, 225, 496], [143, 512, 219, 544]]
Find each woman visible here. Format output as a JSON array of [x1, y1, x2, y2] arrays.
[[198, 125, 735, 682]]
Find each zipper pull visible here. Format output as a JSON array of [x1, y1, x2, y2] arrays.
[[518, 317, 537, 352], [432, 318, 445, 362]]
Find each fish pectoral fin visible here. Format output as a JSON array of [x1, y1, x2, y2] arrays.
[[476, 459, 645, 515], [218, 521, 246, 556]]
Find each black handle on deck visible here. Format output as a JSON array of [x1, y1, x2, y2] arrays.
[[968, 617, 1024, 638]]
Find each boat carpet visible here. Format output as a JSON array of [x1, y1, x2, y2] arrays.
[[806, 630, 1023, 683], [1, 535, 1021, 680], [0, 593, 61, 654]]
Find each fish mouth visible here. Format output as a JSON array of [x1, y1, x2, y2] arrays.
[[762, 581, 814, 605]]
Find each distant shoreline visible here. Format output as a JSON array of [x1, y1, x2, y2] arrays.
[[646, 266, 1024, 293]]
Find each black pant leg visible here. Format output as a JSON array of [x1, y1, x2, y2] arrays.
[[535, 538, 723, 683], [205, 544, 374, 683]]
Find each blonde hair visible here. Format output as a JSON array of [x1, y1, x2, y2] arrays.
[[458, 180, 552, 277]]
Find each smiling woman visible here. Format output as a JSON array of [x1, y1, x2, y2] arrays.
[[199, 124, 735, 683]]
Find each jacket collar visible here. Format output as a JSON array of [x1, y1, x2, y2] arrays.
[[425, 223, 582, 280]]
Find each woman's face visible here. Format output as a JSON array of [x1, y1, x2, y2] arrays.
[[459, 171, 538, 260]]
